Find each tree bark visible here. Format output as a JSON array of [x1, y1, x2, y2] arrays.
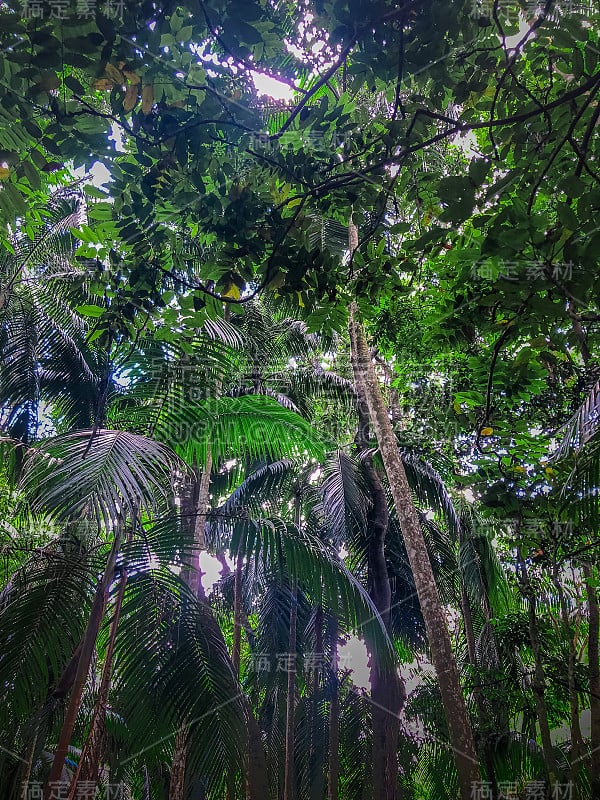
[[284, 584, 298, 800], [246, 708, 271, 800], [328, 618, 340, 800], [181, 457, 212, 602], [284, 492, 301, 800], [517, 553, 557, 789], [169, 459, 211, 800], [552, 565, 584, 794], [310, 605, 326, 800], [362, 451, 405, 800], [348, 301, 481, 800], [232, 551, 244, 679], [44, 528, 122, 799], [68, 565, 128, 798], [584, 562, 600, 798], [228, 551, 244, 800], [169, 728, 188, 800], [461, 586, 499, 800]]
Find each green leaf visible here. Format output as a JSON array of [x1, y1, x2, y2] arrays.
[[556, 202, 578, 231], [75, 304, 105, 318]]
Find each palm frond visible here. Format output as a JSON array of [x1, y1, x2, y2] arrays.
[[396, 446, 460, 539], [306, 215, 350, 257], [110, 567, 246, 794], [20, 429, 183, 525], [0, 544, 96, 737], [230, 517, 394, 667], [554, 378, 600, 458], [321, 450, 370, 547], [155, 394, 327, 467], [216, 459, 297, 518]]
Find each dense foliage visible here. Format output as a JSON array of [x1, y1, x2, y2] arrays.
[[0, 0, 599, 798]]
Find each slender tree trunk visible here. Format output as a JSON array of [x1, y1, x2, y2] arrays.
[[517, 554, 557, 788], [181, 456, 212, 602], [227, 551, 243, 800], [232, 551, 244, 678], [169, 729, 188, 800], [19, 640, 83, 792], [328, 618, 340, 800], [584, 562, 600, 798], [246, 709, 271, 800], [172, 362, 270, 798], [552, 565, 584, 794], [461, 586, 499, 800], [354, 338, 405, 800], [310, 605, 325, 800], [19, 725, 41, 796], [142, 765, 151, 800], [44, 529, 122, 799], [284, 493, 302, 800], [348, 301, 481, 800], [528, 594, 557, 785], [68, 566, 128, 798], [170, 447, 214, 800], [361, 451, 404, 800], [284, 583, 298, 800]]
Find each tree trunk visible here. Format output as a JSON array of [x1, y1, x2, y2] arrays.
[[517, 554, 557, 788], [584, 562, 600, 798], [232, 551, 244, 678], [310, 605, 326, 800], [284, 583, 298, 800], [328, 618, 340, 800], [44, 528, 122, 799], [284, 493, 302, 800], [228, 551, 244, 800], [246, 708, 271, 800], [461, 586, 499, 800], [68, 566, 128, 798], [170, 438, 215, 800], [348, 301, 481, 800], [528, 594, 557, 785], [169, 729, 188, 800], [361, 450, 404, 800], [181, 457, 212, 602], [552, 565, 584, 794], [19, 641, 83, 793]]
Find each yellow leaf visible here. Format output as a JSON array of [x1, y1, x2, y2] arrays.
[[141, 84, 154, 115], [513, 465, 526, 474], [221, 283, 241, 300], [123, 84, 138, 112], [544, 467, 555, 477], [480, 427, 494, 436], [296, 291, 305, 307], [0, 166, 10, 180], [453, 401, 462, 414]]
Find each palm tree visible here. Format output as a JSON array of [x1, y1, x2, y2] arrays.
[[0, 219, 352, 798], [550, 378, 600, 797], [348, 299, 482, 800], [0, 190, 104, 460]]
